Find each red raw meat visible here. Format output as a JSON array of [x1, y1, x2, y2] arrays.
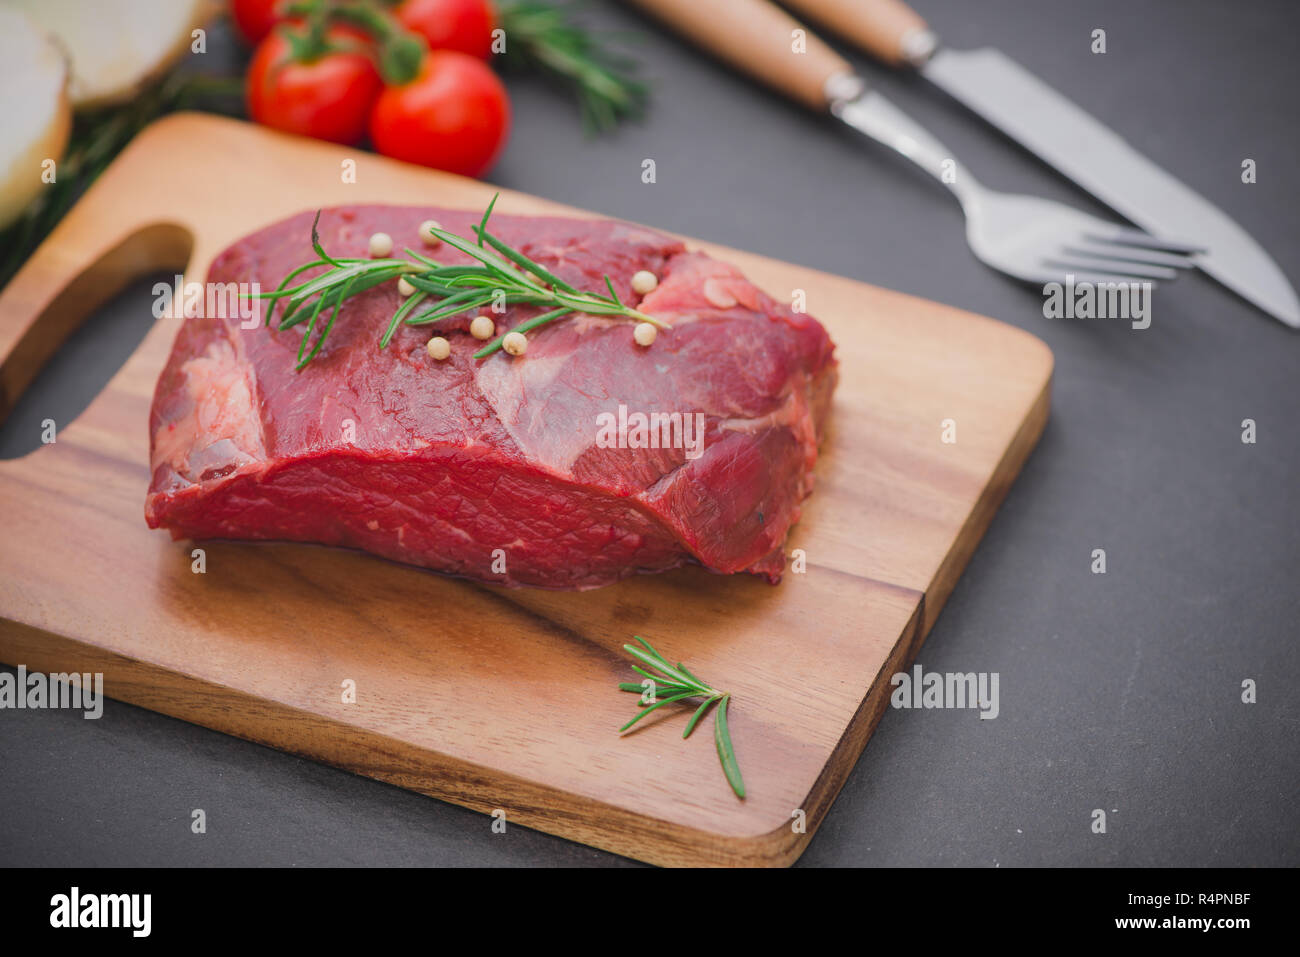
[[145, 206, 837, 589]]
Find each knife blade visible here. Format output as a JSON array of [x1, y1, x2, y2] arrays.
[[779, 0, 1300, 327]]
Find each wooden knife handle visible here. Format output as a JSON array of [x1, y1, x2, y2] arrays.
[[626, 0, 859, 111], [780, 0, 936, 67]]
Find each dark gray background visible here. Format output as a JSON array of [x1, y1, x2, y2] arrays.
[[1, 0, 1296, 867]]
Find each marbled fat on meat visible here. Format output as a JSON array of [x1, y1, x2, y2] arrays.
[[145, 206, 838, 589]]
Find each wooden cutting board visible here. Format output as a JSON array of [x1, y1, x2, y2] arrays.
[[0, 113, 1051, 866]]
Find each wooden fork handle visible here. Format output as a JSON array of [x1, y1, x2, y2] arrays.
[[780, 0, 937, 67], [626, 0, 860, 111]]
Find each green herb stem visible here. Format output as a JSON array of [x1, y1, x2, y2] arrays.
[[497, 1, 648, 134], [255, 195, 668, 367], [616, 636, 745, 799]]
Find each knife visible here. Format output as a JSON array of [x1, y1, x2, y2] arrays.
[[776, 0, 1300, 328], [627, 0, 1210, 289]]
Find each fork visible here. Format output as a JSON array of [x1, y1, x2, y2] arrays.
[[628, 0, 1201, 285], [829, 85, 1201, 285]]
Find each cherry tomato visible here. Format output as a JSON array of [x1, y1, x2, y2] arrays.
[[246, 26, 382, 145], [394, 0, 497, 60], [369, 50, 510, 177], [231, 0, 290, 46]]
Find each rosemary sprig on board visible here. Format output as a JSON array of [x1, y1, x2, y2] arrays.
[[618, 636, 745, 799], [256, 194, 667, 369]]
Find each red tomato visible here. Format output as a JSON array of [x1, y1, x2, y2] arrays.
[[246, 26, 382, 145], [394, 0, 497, 60], [231, 0, 289, 45], [369, 51, 510, 177]]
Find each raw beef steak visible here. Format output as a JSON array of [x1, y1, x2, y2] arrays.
[[145, 206, 837, 589]]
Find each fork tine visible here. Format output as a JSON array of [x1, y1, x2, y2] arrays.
[[1029, 268, 1161, 290], [1061, 243, 1197, 270], [1083, 225, 1207, 255], [1044, 255, 1177, 281]]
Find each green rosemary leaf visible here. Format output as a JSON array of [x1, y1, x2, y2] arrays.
[[310, 210, 347, 268], [618, 690, 697, 733], [259, 258, 385, 302], [263, 258, 331, 325], [604, 275, 622, 305], [403, 273, 480, 297], [629, 663, 667, 685], [279, 295, 307, 330], [624, 645, 695, 689], [474, 227, 579, 294], [403, 247, 443, 270], [616, 639, 744, 798], [262, 259, 332, 297], [633, 634, 663, 659], [682, 694, 719, 739], [296, 289, 333, 366], [381, 290, 428, 349], [407, 283, 490, 308], [476, 192, 500, 247], [279, 265, 405, 329], [714, 694, 745, 798], [406, 291, 498, 326], [428, 223, 542, 293], [675, 662, 710, 690], [274, 259, 387, 307], [423, 264, 497, 283], [443, 274, 509, 290], [297, 271, 355, 369], [620, 680, 692, 700], [473, 306, 572, 358]]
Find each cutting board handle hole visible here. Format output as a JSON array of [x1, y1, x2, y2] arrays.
[[0, 222, 192, 456]]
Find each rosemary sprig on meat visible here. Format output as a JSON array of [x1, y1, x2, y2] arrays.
[[256, 194, 667, 369], [618, 636, 745, 799]]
